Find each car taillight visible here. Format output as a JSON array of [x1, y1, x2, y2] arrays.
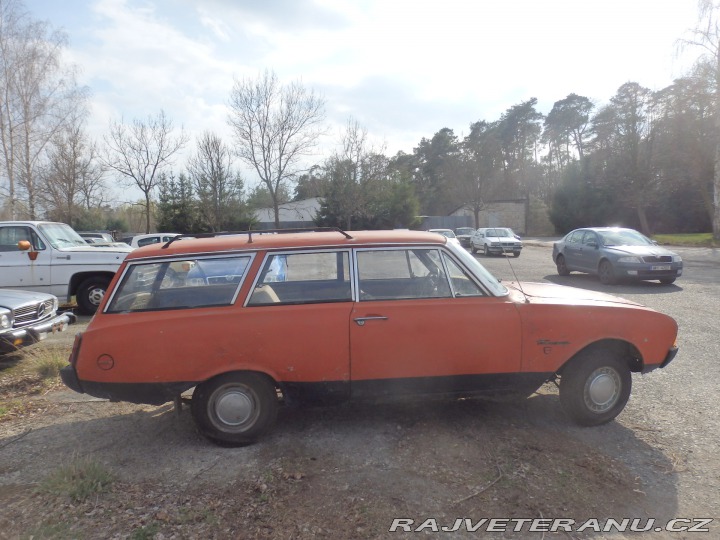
[[68, 333, 83, 366]]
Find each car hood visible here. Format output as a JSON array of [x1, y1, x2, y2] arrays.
[[0, 288, 54, 307], [506, 281, 643, 307], [603, 245, 676, 257], [60, 244, 134, 253], [487, 236, 521, 242]]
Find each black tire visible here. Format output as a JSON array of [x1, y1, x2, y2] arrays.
[[598, 259, 617, 285], [513, 251, 520, 258], [76, 277, 111, 315], [471, 244, 477, 254], [483, 244, 490, 256], [556, 254, 569, 276], [559, 350, 631, 426], [191, 372, 278, 446], [659, 277, 676, 285]]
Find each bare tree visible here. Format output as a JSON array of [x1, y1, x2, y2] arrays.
[[103, 110, 188, 233], [0, 0, 87, 219], [188, 131, 244, 231], [227, 69, 325, 226], [40, 116, 106, 225], [681, 0, 720, 239]]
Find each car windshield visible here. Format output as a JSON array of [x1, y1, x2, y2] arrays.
[[38, 223, 88, 248], [485, 228, 513, 238], [599, 230, 653, 247], [456, 228, 474, 235], [446, 242, 508, 296]]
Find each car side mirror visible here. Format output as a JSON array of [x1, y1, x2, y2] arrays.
[[18, 240, 38, 260]]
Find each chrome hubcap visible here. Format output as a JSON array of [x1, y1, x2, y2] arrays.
[[214, 388, 254, 427], [584, 367, 621, 413], [88, 287, 105, 306]]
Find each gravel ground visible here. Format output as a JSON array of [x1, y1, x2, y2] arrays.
[[0, 244, 718, 539]]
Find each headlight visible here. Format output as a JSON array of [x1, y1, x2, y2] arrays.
[[52, 297, 59, 312], [672, 255, 682, 262], [0, 309, 13, 329], [617, 256, 642, 263]]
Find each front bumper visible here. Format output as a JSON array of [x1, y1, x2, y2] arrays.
[[487, 246, 522, 254], [0, 312, 76, 353], [615, 262, 683, 281], [641, 345, 679, 373]]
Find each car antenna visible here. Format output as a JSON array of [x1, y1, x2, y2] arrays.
[[502, 245, 529, 303]]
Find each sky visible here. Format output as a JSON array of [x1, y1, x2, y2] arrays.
[[25, 0, 703, 193]]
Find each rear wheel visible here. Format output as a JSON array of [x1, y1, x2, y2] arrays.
[[556, 254, 569, 276], [559, 351, 631, 426], [76, 277, 110, 315], [598, 260, 616, 285], [191, 372, 278, 446]]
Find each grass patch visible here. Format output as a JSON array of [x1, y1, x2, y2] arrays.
[[652, 233, 717, 247], [39, 457, 115, 503], [130, 523, 161, 540], [29, 349, 67, 380]]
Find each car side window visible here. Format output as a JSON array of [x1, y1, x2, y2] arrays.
[[356, 248, 452, 300], [247, 251, 352, 306], [106, 255, 251, 312], [567, 231, 583, 244], [442, 254, 485, 297], [582, 232, 598, 246], [0, 226, 44, 251]]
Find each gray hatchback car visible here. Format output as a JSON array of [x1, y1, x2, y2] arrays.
[[552, 227, 683, 285]]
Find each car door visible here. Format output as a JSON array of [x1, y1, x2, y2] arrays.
[[579, 230, 603, 272], [561, 230, 585, 270], [349, 247, 522, 398], [0, 225, 52, 292]]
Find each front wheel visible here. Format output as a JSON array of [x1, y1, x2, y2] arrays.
[[76, 277, 110, 315], [598, 260, 617, 285], [191, 372, 279, 446], [471, 244, 477, 254], [659, 277, 676, 285], [483, 244, 490, 256], [559, 351, 631, 426]]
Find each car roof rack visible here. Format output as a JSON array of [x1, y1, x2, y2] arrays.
[[161, 227, 353, 248]]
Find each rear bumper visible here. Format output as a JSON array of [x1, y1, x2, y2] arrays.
[[60, 365, 193, 405]]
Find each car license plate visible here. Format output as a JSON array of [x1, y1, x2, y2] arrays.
[[651, 265, 671, 271]]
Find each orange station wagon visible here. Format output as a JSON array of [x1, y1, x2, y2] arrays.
[[60, 229, 679, 446]]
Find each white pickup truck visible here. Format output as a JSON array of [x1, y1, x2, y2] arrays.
[[0, 221, 133, 314]]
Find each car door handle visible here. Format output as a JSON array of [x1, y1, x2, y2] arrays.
[[354, 316, 388, 326]]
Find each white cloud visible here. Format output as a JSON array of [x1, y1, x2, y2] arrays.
[[26, 0, 703, 184]]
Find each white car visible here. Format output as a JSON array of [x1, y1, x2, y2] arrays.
[[470, 228, 522, 257], [428, 229, 462, 247], [128, 233, 183, 248]]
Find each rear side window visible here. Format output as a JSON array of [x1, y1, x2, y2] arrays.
[[106, 255, 251, 312], [248, 251, 352, 305]]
